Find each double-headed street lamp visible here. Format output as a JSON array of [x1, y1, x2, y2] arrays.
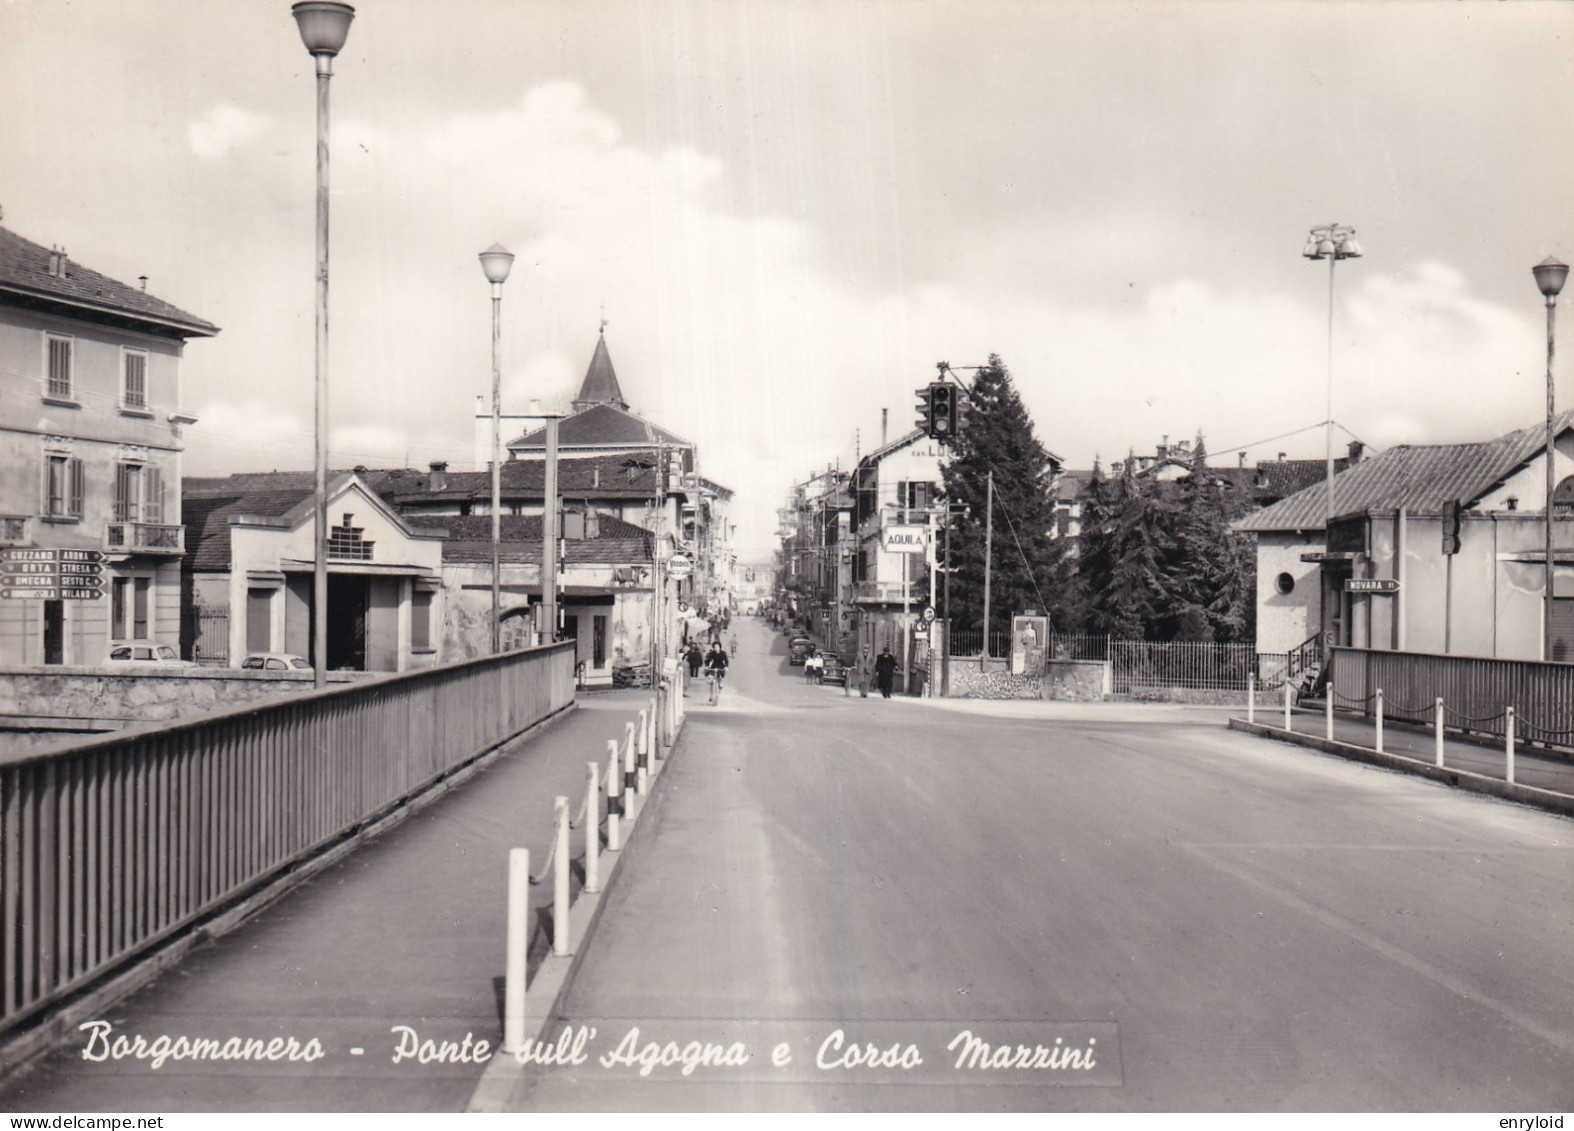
[[292, 1, 355, 688], [479, 244, 515, 653], [1534, 256, 1570, 662], [1303, 224, 1363, 534]]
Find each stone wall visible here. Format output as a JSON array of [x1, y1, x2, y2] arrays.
[[0, 665, 379, 732], [944, 658, 1111, 701]]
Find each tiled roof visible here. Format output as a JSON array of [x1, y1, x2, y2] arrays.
[[406, 514, 654, 566], [182, 476, 318, 571], [1237, 411, 1574, 532], [0, 225, 219, 338], [509, 402, 693, 452], [377, 453, 667, 503], [572, 330, 627, 410]]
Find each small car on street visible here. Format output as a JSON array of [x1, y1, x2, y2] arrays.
[[241, 652, 312, 672], [788, 636, 814, 665], [108, 644, 197, 668]]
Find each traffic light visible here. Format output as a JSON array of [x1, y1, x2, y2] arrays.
[[915, 384, 934, 436], [930, 383, 955, 440]]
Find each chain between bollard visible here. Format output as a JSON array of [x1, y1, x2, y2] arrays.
[[528, 798, 568, 885]]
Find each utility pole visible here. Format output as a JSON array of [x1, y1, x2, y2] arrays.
[[982, 470, 993, 668], [942, 511, 952, 697]]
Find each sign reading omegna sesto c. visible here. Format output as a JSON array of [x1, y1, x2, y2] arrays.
[[0, 548, 106, 600]]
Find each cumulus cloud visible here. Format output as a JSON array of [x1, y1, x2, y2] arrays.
[[188, 104, 273, 161]]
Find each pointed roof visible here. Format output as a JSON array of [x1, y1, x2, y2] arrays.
[[573, 325, 627, 411], [508, 402, 693, 454], [1237, 410, 1574, 533]]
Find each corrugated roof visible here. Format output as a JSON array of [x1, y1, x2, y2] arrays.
[[1237, 411, 1574, 532], [0, 225, 219, 338]]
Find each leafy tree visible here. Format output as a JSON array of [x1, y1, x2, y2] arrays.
[[938, 355, 1068, 637]]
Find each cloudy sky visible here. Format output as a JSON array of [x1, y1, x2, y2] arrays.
[[3, 0, 1572, 554]]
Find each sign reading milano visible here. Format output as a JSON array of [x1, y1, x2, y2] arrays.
[[0, 547, 106, 600]]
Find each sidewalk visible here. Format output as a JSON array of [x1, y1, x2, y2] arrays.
[[0, 690, 662, 1113], [1229, 701, 1574, 817]]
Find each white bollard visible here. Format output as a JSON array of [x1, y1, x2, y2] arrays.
[[637, 765, 648, 797], [1283, 677, 1292, 732], [584, 762, 600, 895], [1375, 689, 1384, 754], [606, 739, 622, 853], [1435, 698, 1445, 768], [1247, 673, 1255, 725], [1505, 707, 1516, 784], [503, 847, 529, 1054], [623, 722, 638, 814], [1326, 682, 1334, 741], [637, 708, 650, 768], [553, 796, 571, 957]]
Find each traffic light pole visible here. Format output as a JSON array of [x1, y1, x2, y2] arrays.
[[942, 512, 952, 698]]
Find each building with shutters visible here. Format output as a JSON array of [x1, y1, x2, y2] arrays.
[[0, 223, 218, 665], [1236, 411, 1574, 661]]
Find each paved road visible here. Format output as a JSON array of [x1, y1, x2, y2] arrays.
[[502, 618, 1574, 1112]]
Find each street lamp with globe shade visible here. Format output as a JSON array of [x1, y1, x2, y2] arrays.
[[479, 244, 515, 653], [1535, 255, 1569, 660], [291, 1, 355, 687]]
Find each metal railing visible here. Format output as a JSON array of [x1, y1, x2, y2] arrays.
[[105, 522, 184, 554], [1329, 646, 1574, 744], [1113, 640, 1258, 693], [0, 641, 575, 1038]]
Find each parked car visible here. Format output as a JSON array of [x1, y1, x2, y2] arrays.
[[108, 644, 197, 668], [241, 652, 312, 672], [788, 636, 814, 665]]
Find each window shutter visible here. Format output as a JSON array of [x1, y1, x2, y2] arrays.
[[114, 464, 131, 522], [145, 467, 164, 524], [68, 457, 84, 518]]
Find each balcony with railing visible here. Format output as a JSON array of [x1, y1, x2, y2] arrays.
[[106, 522, 185, 554]]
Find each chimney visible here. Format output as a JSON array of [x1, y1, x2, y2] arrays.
[[592, 466, 601, 489], [1278, 452, 1287, 462], [47, 247, 60, 277], [428, 460, 448, 492], [1157, 436, 1168, 460], [1238, 451, 1247, 468], [138, 276, 148, 292], [1347, 440, 1364, 465]]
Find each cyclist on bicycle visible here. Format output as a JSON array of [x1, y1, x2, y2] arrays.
[[703, 642, 729, 702]]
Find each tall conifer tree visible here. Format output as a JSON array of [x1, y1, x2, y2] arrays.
[[938, 355, 1067, 636]]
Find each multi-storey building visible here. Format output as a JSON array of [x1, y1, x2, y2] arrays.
[[0, 225, 217, 665]]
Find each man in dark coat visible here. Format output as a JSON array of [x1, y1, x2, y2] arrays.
[[874, 647, 898, 698], [685, 642, 704, 678]]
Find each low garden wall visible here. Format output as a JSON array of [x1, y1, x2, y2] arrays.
[[0, 665, 379, 733]]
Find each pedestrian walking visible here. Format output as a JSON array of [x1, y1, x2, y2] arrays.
[[874, 647, 897, 698], [856, 649, 872, 698], [686, 641, 704, 679]]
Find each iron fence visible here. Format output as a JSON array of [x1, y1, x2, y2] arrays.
[[0, 641, 575, 1038], [1113, 640, 1259, 693]]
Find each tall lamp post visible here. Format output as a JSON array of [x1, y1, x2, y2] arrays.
[[1303, 224, 1363, 532], [292, 1, 355, 689], [1535, 256, 1570, 661], [479, 244, 515, 653]]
